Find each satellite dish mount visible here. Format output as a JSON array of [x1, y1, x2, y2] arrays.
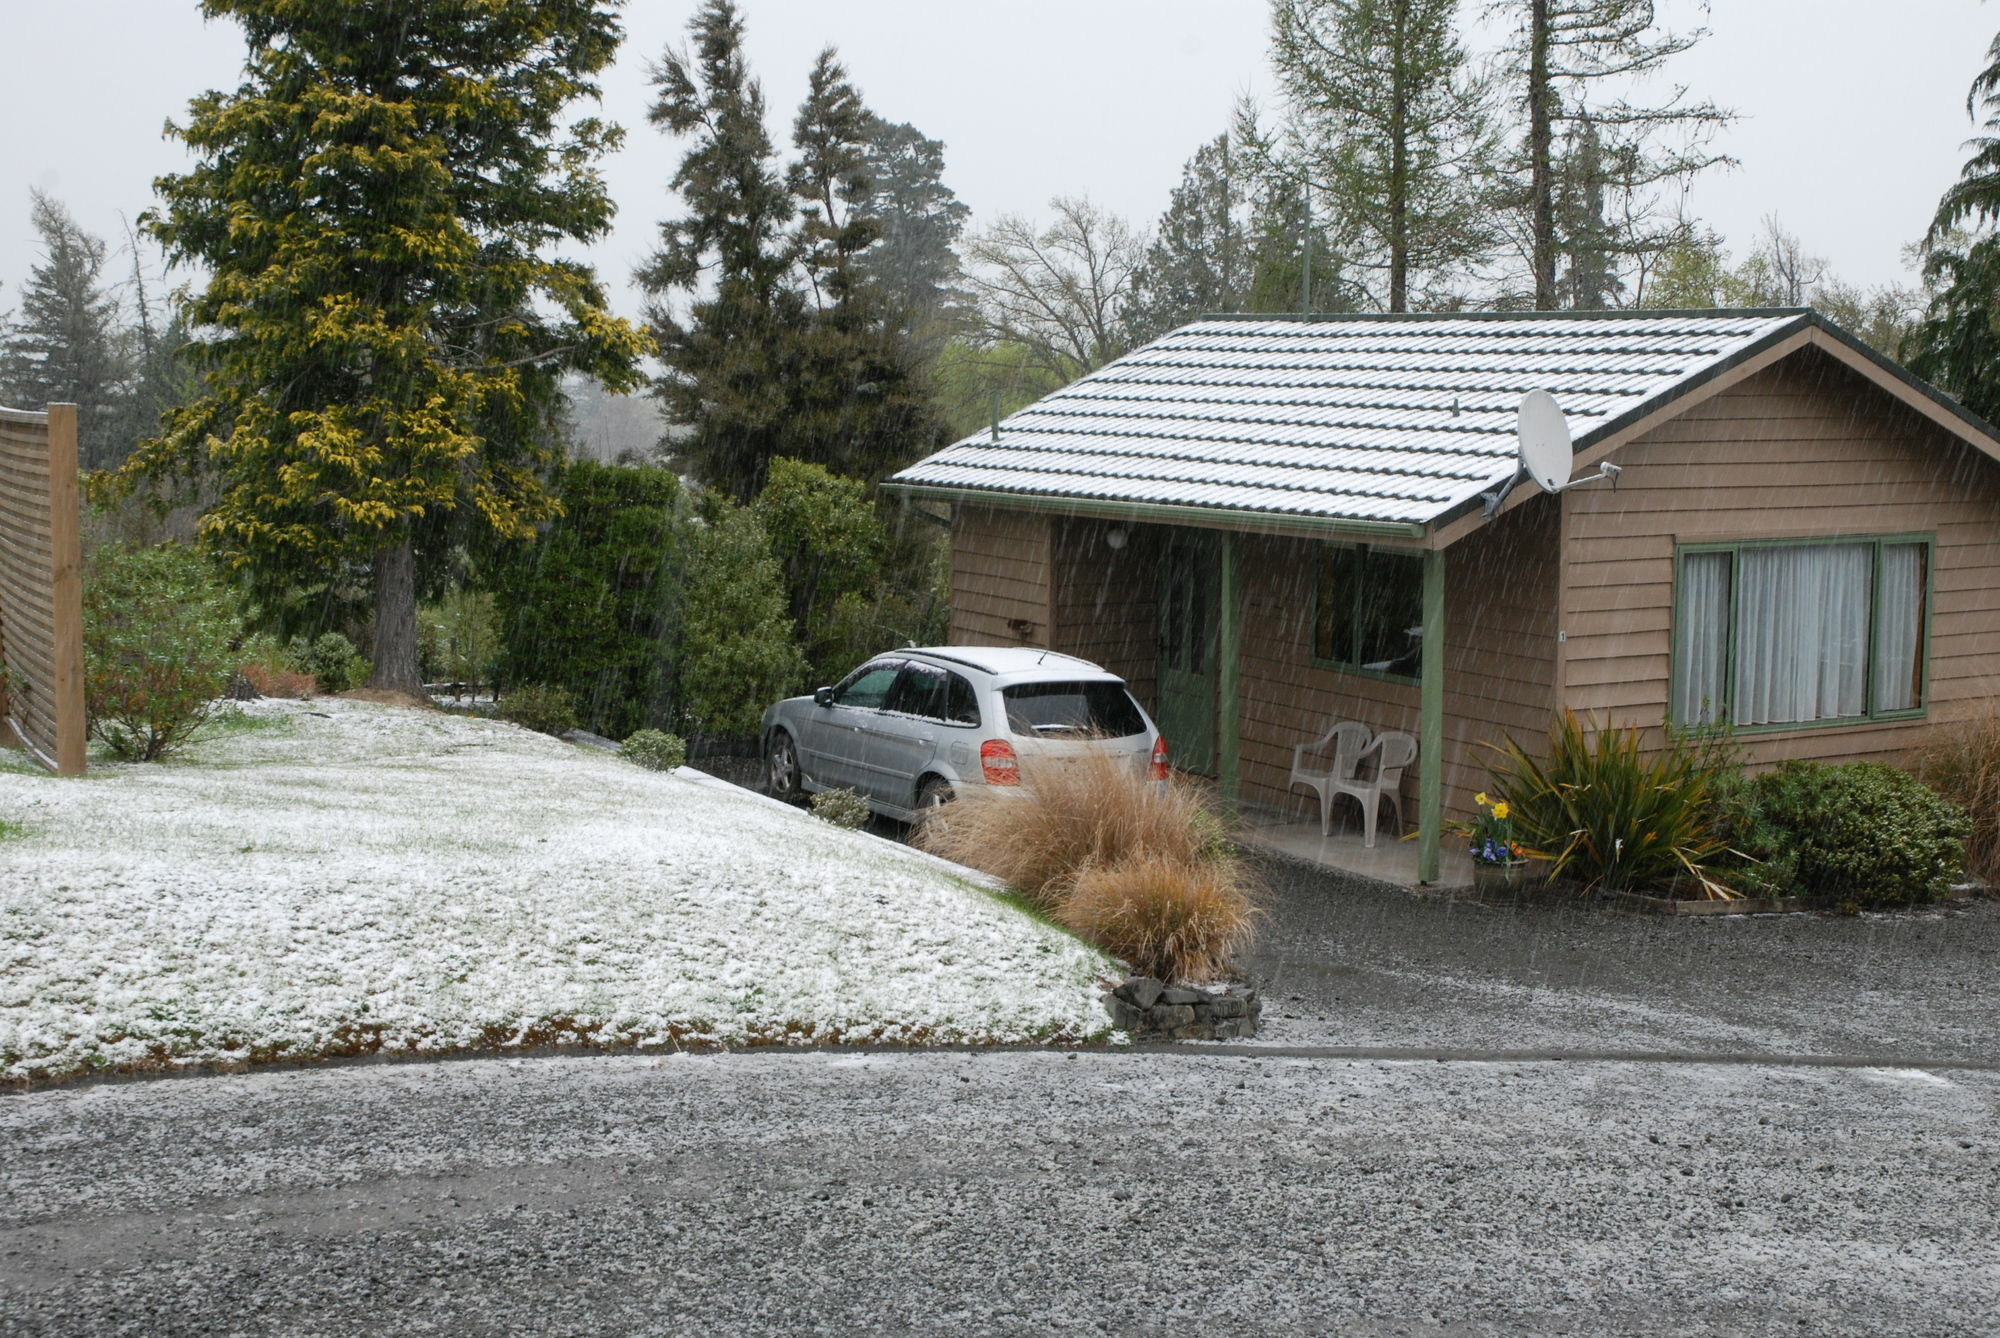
[[1480, 389, 1621, 519]]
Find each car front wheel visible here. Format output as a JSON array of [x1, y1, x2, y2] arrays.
[[767, 730, 803, 800]]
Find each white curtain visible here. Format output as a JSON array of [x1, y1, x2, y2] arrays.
[[1872, 543, 1926, 712], [1673, 551, 1732, 725], [1734, 543, 1872, 726]]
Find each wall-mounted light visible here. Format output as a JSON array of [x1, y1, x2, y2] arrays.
[[1105, 527, 1129, 551]]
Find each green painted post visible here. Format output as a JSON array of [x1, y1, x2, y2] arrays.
[[1218, 531, 1242, 807], [1418, 546, 1445, 884]]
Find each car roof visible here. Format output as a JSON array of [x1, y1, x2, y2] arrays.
[[900, 646, 1113, 682]]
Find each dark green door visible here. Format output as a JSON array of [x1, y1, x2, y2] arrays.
[[1156, 533, 1218, 776]]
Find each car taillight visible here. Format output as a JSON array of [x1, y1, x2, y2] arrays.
[[980, 739, 1020, 786], [1149, 735, 1170, 781]]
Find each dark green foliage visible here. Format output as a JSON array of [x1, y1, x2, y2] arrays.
[[119, 0, 647, 693], [494, 461, 683, 741], [497, 684, 580, 738], [640, 0, 806, 503], [1745, 763, 1969, 909], [1123, 134, 1256, 344], [1483, 710, 1734, 897], [677, 500, 807, 738], [1908, 236, 2000, 425], [619, 729, 687, 772], [0, 191, 130, 469], [82, 544, 241, 761], [856, 117, 970, 355], [287, 632, 366, 695], [753, 458, 884, 674]]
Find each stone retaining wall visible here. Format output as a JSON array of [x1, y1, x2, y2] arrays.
[[1104, 976, 1261, 1040]]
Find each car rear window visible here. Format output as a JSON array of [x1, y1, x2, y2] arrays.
[[1001, 681, 1147, 738]]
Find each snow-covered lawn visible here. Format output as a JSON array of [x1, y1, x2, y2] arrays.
[[0, 700, 1114, 1083]]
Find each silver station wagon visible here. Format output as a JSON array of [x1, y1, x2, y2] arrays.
[[760, 646, 1168, 822]]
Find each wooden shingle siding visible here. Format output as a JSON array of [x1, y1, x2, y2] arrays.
[[1049, 518, 1160, 711], [949, 506, 1052, 647], [1560, 350, 2000, 767]]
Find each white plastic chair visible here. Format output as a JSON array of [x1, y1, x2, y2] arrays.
[[1290, 721, 1373, 835], [1328, 730, 1418, 848]]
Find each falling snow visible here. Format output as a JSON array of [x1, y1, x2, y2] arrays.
[[0, 699, 1114, 1083]]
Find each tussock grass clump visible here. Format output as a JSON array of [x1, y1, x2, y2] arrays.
[[915, 750, 1219, 908], [1058, 853, 1262, 983], [916, 749, 1259, 982], [1911, 706, 2000, 885]]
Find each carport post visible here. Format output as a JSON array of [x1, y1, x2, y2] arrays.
[[1218, 530, 1241, 807], [1417, 546, 1444, 883]]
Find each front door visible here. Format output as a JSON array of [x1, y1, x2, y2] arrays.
[[1156, 533, 1218, 776]]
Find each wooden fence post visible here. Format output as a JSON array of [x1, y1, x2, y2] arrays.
[[46, 403, 86, 775]]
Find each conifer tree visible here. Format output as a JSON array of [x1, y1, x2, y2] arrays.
[[0, 190, 130, 469], [639, 0, 804, 503], [1123, 134, 1255, 343], [1493, 0, 1732, 308], [1262, 0, 1495, 312], [856, 117, 970, 354], [120, 0, 647, 694]]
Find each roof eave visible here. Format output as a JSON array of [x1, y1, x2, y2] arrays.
[[878, 481, 1430, 543]]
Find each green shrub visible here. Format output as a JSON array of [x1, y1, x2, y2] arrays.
[[1910, 707, 2000, 885], [493, 460, 683, 740], [497, 683, 579, 737], [287, 632, 367, 694], [811, 787, 872, 830], [1484, 710, 1735, 898], [1705, 770, 1800, 899], [1748, 761, 1969, 908], [619, 728, 687, 772], [419, 587, 500, 689], [82, 543, 241, 761]]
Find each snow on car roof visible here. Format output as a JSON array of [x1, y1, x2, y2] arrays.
[[904, 646, 1112, 680]]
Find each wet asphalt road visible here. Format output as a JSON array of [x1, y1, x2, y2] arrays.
[[4, 804, 1998, 1336]]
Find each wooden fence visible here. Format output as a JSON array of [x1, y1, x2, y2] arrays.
[[0, 403, 86, 775]]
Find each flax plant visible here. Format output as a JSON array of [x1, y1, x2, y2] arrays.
[[1485, 710, 1738, 899]]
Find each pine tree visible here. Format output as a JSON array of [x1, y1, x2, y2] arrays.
[[118, 0, 647, 695], [785, 50, 945, 485], [639, 0, 805, 504], [0, 190, 130, 469], [1262, 0, 1496, 312], [1553, 117, 1620, 309], [1909, 30, 2000, 422], [856, 117, 970, 354], [1495, 0, 1733, 308], [1123, 134, 1255, 343]]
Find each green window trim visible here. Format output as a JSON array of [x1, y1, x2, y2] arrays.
[[1669, 531, 1936, 735], [1308, 542, 1426, 683]]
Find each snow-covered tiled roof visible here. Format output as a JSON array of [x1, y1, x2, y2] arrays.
[[887, 310, 1814, 530]]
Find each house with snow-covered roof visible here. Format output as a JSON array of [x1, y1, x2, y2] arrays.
[[882, 309, 2000, 883]]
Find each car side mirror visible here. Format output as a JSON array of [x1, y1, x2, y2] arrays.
[[814, 686, 835, 708]]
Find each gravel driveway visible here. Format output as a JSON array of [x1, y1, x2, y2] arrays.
[[2, 1048, 1995, 1337]]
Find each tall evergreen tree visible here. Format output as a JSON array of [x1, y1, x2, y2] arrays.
[[1493, 0, 1733, 308], [0, 190, 130, 469], [1553, 117, 1620, 309], [856, 117, 970, 353], [1261, 0, 1496, 312], [119, 0, 647, 693], [1123, 134, 1255, 343], [1910, 30, 2000, 423], [639, 0, 804, 503], [785, 51, 945, 484]]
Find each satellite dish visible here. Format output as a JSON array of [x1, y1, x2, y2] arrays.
[[1516, 389, 1573, 493]]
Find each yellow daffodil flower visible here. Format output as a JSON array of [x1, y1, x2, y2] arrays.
[[1491, 802, 1511, 820]]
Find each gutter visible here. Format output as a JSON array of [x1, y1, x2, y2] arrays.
[[879, 482, 1428, 543]]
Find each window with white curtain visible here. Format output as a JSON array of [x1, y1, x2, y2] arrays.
[[1671, 537, 1931, 729]]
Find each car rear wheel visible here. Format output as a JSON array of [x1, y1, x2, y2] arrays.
[[916, 776, 955, 814], [766, 730, 803, 800]]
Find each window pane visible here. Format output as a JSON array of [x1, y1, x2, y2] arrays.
[[944, 673, 980, 726], [835, 663, 902, 710], [1734, 543, 1871, 726], [1674, 550, 1732, 725], [1316, 545, 1422, 676], [886, 664, 949, 720], [1002, 682, 1148, 738], [1873, 543, 1927, 712]]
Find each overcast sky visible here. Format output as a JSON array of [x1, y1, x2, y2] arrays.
[[2, 1, 1995, 321]]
